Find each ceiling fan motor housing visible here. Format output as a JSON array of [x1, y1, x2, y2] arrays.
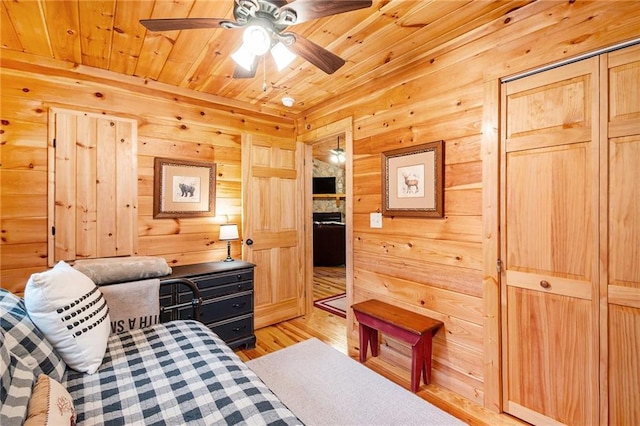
[[234, 0, 295, 29]]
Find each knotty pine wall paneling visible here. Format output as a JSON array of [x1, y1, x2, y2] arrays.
[[298, 0, 640, 413], [0, 61, 295, 295]]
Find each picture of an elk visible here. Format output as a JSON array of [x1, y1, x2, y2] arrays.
[[402, 172, 420, 194]]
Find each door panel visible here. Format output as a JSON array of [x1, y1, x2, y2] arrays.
[[506, 143, 593, 282], [605, 44, 640, 425], [609, 135, 640, 291], [501, 58, 599, 425], [506, 287, 594, 425], [242, 134, 305, 329]]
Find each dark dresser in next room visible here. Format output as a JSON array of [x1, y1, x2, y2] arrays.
[[160, 260, 256, 349]]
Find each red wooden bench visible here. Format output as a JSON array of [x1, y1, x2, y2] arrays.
[[351, 299, 444, 393]]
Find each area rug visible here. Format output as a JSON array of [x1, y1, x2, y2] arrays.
[[246, 338, 466, 425], [313, 293, 347, 318]]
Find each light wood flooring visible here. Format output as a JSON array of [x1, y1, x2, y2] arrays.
[[311, 266, 346, 300], [236, 267, 525, 426]]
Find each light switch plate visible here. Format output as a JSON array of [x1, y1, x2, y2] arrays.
[[370, 212, 383, 228]]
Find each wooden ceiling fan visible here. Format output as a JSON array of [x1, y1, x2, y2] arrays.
[[140, 0, 372, 78]]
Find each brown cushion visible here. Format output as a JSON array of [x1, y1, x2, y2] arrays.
[[24, 374, 76, 426]]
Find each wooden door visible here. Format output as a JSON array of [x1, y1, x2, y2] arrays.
[[603, 44, 640, 425], [242, 133, 305, 329], [500, 58, 600, 425], [48, 109, 137, 265]]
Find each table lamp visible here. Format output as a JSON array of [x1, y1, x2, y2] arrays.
[[219, 224, 239, 262]]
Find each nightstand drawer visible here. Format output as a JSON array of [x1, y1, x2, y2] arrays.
[[210, 314, 253, 342], [201, 292, 253, 324], [193, 280, 253, 300], [192, 269, 253, 289]]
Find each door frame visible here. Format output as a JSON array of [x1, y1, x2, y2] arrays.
[[481, 80, 502, 412], [298, 117, 353, 315]]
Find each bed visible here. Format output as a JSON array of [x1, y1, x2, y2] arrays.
[[64, 320, 300, 425], [0, 258, 302, 425]]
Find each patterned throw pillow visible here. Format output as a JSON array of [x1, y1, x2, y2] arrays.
[[25, 261, 111, 374], [24, 374, 76, 426], [0, 332, 36, 425], [0, 289, 66, 382]]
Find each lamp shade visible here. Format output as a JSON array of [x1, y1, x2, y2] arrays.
[[219, 224, 239, 241]]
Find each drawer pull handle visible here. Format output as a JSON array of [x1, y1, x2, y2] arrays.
[[232, 325, 247, 332], [540, 280, 550, 289], [232, 302, 246, 309], [236, 274, 242, 280]]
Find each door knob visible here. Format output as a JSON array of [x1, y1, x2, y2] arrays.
[[246, 239, 253, 246]]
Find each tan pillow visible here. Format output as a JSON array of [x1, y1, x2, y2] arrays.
[[24, 374, 76, 426]]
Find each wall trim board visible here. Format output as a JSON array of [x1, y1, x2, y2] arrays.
[[480, 79, 502, 412], [0, 49, 292, 121]]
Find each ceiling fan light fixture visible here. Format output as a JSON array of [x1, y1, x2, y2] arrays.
[[330, 149, 345, 164], [242, 24, 271, 56], [271, 42, 296, 71], [330, 136, 346, 163], [231, 44, 255, 71]]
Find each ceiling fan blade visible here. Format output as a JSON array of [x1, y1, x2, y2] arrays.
[[281, 0, 372, 25], [284, 32, 345, 74], [140, 18, 228, 32]]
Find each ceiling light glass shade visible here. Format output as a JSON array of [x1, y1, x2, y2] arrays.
[[243, 24, 271, 56], [231, 44, 255, 71], [330, 149, 346, 164], [271, 42, 296, 71]]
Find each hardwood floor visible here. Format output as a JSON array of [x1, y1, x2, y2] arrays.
[[311, 266, 346, 300], [236, 267, 525, 426]]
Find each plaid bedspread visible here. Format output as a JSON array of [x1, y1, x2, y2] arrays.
[[63, 321, 302, 425]]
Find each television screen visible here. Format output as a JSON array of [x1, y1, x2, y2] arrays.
[[313, 177, 336, 194]]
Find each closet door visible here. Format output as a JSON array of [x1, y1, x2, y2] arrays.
[[500, 58, 600, 425], [604, 44, 640, 425]]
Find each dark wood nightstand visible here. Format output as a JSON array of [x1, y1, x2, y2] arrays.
[[160, 261, 256, 349]]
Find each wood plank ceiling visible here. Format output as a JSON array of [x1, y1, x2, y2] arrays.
[[1, 0, 531, 116]]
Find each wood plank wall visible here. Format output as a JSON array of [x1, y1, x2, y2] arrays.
[[0, 58, 295, 295], [298, 1, 640, 409]]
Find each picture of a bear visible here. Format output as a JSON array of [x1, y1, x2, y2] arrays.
[[178, 182, 195, 197]]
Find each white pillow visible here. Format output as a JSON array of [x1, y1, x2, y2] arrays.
[[24, 261, 110, 374]]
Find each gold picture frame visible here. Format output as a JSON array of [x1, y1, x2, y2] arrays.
[[381, 140, 444, 218], [153, 157, 216, 218]]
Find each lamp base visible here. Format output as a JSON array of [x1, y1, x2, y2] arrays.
[[223, 241, 235, 262]]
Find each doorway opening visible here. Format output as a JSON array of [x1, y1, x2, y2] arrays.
[[311, 134, 347, 317]]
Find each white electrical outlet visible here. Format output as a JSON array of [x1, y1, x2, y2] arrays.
[[370, 212, 383, 228]]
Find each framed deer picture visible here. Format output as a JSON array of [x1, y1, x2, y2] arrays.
[[381, 140, 444, 218]]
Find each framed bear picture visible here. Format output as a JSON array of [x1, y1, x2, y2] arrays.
[[153, 157, 216, 218], [381, 140, 444, 218]]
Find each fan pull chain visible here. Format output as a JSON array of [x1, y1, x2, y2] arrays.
[[262, 56, 267, 92]]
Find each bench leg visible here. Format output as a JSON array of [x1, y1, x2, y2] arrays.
[[359, 324, 380, 362], [411, 337, 425, 393], [423, 335, 433, 385], [359, 323, 370, 362], [370, 328, 379, 357]]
